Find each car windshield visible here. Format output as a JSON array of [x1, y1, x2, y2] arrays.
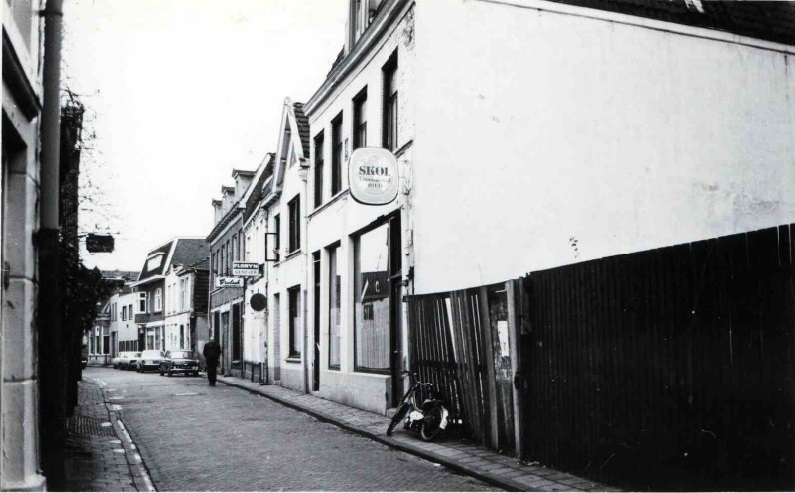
[[141, 350, 161, 358], [171, 351, 193, 359], [133, 352, 141, 357]]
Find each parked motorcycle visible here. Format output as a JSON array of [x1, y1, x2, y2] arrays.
[[386, 371, 450, 441]]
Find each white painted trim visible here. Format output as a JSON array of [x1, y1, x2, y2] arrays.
[[130, 275, 165, 287], [208, 214, 244, 248], [477, 0, 795, 55], [305, 0, 413, 119]]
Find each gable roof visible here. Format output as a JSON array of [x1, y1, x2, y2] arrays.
[[170, 238, 209, 269], [136, 241, 173, 281], [136, 238, 208, 284], [243, 153, 275, 224], [547, 0, 795, 46], [293, 102, 310, 159]]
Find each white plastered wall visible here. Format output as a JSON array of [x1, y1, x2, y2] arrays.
[[410, 0, 795, 294]]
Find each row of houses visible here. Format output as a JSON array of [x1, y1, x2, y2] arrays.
[[93, 0, 793, 488]]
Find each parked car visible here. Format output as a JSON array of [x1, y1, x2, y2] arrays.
[[136, 349, 164, 373], [112, 352, 129, 369], [120, 351, 141, 370], [159, 350, 200, 377]]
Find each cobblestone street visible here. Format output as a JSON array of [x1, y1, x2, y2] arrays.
[[90, 367, 501, 491]]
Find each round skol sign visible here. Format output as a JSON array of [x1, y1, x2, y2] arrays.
[[348, 147, 399, 206]]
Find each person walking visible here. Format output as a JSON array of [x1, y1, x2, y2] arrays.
[[203, 339, 220, 386]]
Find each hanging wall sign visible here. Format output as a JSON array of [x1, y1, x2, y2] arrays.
[[348, 147, 399, 206]]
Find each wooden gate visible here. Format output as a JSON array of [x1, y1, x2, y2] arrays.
[[408, 284, 516, 453]]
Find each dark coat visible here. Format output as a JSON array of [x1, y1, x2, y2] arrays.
[[203, 340, 220, 361]]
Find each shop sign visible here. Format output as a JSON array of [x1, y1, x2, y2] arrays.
[[233, 261, 261, 276], [216, 276, 243, 288], [348, 147, 399, 206]]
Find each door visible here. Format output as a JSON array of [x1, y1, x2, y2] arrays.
[[313, 251, 321, 391], [388, 215, 402, 407]]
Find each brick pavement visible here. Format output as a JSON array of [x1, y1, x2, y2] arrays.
[[217, 375, 621, 492], [64, 377, 157, 492]]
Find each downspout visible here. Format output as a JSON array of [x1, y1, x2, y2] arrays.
[[300, 158, 310, 394], [38, 0, 64, 488]]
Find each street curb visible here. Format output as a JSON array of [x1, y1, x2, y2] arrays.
[[217, 377, 528, 492], [88, 377, 158, 492]]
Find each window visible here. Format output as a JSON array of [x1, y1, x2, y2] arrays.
[[328, 244, 341, 369], [331, 112, 343, 195], [288, 286, 301, 358], [154, 288, 163, 312], [180, 278, 188, 311], [383, 53, 398, 151], [288, 195, 300, 254], [314, 131, 324, 208], [353, 87, 367, 150], [138, 292, 148, 313], [122, 305, 127, 321], [180, 325, 184, 349], [354, 223, 390, 373], [273, 214, 281, 261], [128, 304, 133, 319], [226, 240, 231, 274]]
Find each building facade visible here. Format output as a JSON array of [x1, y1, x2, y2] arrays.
[[163, 260, 210, 358], [1, 0, 48, 489], [109, 288, 138, 355], [133, 238, 208, 353], [300, 0, 415, 414], [208, 172, 256, 377]]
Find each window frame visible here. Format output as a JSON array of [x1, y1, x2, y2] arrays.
[[382, 53, 398, 151], [287, 195, 301, 254], [154, 288, 163, 313], [288, 285, 302, 359], [353, 87, 367, 150], [314, 131, 325, 208], [327, 242, 342, 370], [331, 112, 343, 196]]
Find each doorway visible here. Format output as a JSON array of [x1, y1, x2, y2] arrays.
[[312, 251, 321, 391]]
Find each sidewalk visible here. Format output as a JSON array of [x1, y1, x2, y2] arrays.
[[216, 375, 619, 492], [64, 378, 154, 492]]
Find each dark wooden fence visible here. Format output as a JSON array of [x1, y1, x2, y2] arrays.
[[408, 224, 794, 490], [518, 224, 794, 490]]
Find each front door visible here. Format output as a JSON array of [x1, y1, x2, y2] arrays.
[[388, 215, 402, 407], [313, 252, 321, 391]]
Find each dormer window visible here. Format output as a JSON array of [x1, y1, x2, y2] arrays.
[[146, 253, 164, 271], [353, 0, 382, 44]]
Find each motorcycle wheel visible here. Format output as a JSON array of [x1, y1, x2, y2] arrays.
[[420, 406, 445, 442], [386, 404, 410, 436]]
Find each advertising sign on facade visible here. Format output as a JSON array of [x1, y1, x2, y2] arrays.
[[233, 261, 261, 277], [215, 277, 244, 288], [348, 147, 399, 206]]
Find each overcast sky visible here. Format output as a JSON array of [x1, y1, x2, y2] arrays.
[[63, 0, 348, 272]]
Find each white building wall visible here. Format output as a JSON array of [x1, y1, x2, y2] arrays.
[[110, 291, 137, 353], [410, 0, 795, 294], [275, 116, 311, 392], [303, 0, 416, 414]]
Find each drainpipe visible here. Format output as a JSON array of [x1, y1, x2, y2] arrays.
[[38, 0, 65, 488], [299, 158, 310, 394]]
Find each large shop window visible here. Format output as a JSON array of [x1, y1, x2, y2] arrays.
[[354, 223, 391, 373], [328, 244, 341, 369], [288, 286, 302, 358]]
